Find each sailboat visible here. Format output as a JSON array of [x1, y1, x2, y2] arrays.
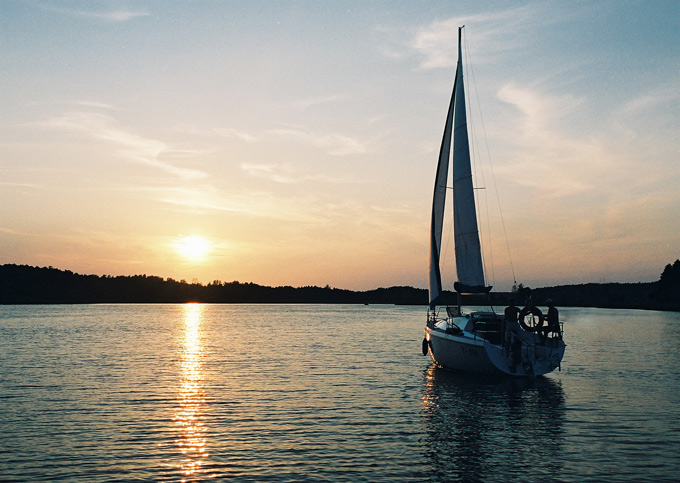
[[423, 27, 565, 377]]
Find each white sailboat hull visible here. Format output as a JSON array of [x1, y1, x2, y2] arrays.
[[425, 315, 566, 377], [425, 327, 499, 374]]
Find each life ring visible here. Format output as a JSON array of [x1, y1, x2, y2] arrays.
[[519, 306, 544, 332]]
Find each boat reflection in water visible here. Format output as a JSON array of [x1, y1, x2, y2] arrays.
[[421, 365, 566, 482], [175, 303, 212, 481]]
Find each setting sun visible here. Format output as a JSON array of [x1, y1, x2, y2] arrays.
[[175, 236, 211, 262]]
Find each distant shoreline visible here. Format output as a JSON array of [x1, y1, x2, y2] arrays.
[[1, 264, 678, 311]]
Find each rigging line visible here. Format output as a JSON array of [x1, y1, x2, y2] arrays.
[[463, 30, 517, 286], [462, 29, 494, 287]]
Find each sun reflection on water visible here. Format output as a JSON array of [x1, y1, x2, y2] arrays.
[[175, 303, 212, 481]]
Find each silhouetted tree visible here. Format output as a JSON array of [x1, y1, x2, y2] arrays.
[[660, 259, 680, 286]]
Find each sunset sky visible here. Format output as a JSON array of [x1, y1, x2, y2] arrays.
[[1, 1, 678, 291]]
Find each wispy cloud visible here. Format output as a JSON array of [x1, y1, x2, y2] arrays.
[[497, 83, 583, 137], [241, 162, 358, 185], [178, 123, 366, 156], [406, 4, 584, 69], [41, 110, 207, 180], [212, 128, 259, 143], [70, 100, 120, 110], [616, 84, 680, 119], [0, 227, 33, 236], [150, 185, 331, 225], [79, 9, 150, 22], [35, 4, 150, 23], [494, 78, 678, 216], [407, 7, 534, 69], [494, 83, 600, 198], [241, 163, 298, 184], [0, 181, 46, 190], [173, 124, 259, 144], [291, 94, 350, 110], [268, 126, 367, 156]]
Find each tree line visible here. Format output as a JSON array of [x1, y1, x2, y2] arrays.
[[1, 261, 678, 310], [0, 264, 426, 305]]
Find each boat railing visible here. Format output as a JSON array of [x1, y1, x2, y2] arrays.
[[426, 308, 441, 328], [427, 306, 461, 326]]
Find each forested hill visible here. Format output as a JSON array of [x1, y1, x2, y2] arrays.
[[0, 264, 426, 305], [1, 263, 678, 311]]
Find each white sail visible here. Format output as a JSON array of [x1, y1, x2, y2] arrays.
[[451, 28, 487, 293], [428, 77, 456, 308], [429, 26, 487, 306]]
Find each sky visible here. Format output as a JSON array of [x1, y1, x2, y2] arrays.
[[1, 0, 678, 291]]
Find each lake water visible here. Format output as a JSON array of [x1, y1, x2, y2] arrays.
[[1, 304, 679, 482]]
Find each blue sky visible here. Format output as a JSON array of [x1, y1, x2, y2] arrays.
[[1, 1, 678, 290]]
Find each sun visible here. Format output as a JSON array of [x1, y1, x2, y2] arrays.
[[175, 236, 211, 261]]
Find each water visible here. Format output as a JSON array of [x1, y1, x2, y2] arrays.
[[1, 304, 679, 482]]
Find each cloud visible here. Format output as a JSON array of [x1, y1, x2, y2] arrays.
[[292, 94, 350, 110], [408, 7, 533, 69], [36, 4, 150, 23], [70, 100, 120, 110], [149, 186, 252, 215], [620, 94, 668, 115], [490, 77, 678, 285], [268, 126, 367, 156], [151, 185, 330, 225], [406, 4, 585, 69], [179, 123, 366, 156], [0, 181, 46, 190], [80, 9, 150, 22], [241, 163, 298, 184], [615, 84, 680, 123], [212, 128, 259, 143], [172, 124, 259, 144], [492, 83, 601, 198], [241, 163, 359, 185], [0, 227, 33, 236], [42, 110, 208, 180], [492, 81, 679, 202], [497, 83, 583, 138]]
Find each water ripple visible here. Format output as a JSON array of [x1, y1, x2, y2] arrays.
[[1, 305, 679, 482]]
